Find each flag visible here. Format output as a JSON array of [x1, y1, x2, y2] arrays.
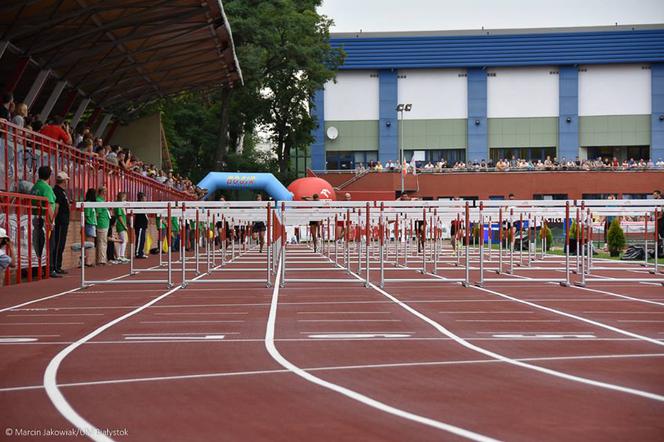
[[145, 233, 153, 254]]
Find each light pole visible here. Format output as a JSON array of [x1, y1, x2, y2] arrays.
[[396, 103, 412, 195]]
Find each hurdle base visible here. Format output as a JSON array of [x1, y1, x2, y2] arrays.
[[574, 282, 586, 287], [559, 282, 570, 287]]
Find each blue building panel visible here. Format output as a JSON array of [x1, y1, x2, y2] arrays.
[[331, 29, 664, 69], [558, 65, 579, 161], [379, 69, 398, 163], [652, 63, 664, 162], [467, 68, 487, 162], [310, 89, 325, 170]]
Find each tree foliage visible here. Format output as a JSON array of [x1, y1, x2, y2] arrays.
[[607, 218, 625, 257]]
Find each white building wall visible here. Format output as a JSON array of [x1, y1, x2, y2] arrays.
[[578, 64, 651, 116], [397, 69, 467, 119], [324, 71, 379, 120], [487, 66, 559, 118]]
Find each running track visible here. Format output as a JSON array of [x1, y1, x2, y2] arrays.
[[1, 245, 663, 441]]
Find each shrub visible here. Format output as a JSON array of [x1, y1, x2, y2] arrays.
[[540, 224, 553, 251], [607, 218, 626, 257]]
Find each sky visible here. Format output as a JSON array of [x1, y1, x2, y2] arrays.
[[318, 0, 664, 33]]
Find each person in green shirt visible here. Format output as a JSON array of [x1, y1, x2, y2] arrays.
[[114, 192, 129, 262], [171, 215, 180, 251], [82, 188, 97, 267], [95, 187, 111, 265], [30, 166, 57, 277]]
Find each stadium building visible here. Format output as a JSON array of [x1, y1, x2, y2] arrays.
[[298, 25, 664, 174]]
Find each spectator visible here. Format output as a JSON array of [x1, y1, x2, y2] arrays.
[[134, 192, 148, 259], [0, 92, 13, 120], [51, 171, 70, 275], [0, 228, 16, 284], [12, 102, 28, 128], [95, 187, 111, 265], [83, 188, 97, 267], [40, 116, 72, 144], [114, 192, 129, 263], [30, 166, 57, 277]]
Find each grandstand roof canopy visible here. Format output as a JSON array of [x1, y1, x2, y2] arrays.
[[0, 0, 242, 117]]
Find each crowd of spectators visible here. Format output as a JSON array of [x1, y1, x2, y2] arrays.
[[1, 92, 206, 199], [354, 155, 664, 174]]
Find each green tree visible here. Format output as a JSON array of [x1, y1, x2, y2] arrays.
[[219, 0, 344, 177], [607, 218, 626, 257]]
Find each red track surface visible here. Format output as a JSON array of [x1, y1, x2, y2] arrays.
[[1, 245, 663, 441]]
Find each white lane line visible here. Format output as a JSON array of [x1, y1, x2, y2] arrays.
[[308, 333, 411, 339], [8, 351, 664, 393], [469, 285, 664, 348], [297, 311, 392, 314], [298, 331, 416, 334], [0, 322, 85, 325], [492, 334, 596, 339], [267, 256, 497, 442], [139, 320, 244, 324], [153, 312, 248, 315], [6, 314, 105, 317], [617, 320, 664, 323], [356, 270, 664, 402], [571, 286, 664, 307], [122, 332, 239, 336], [0, 334, 60, 337], [297, 319, 401, 323], [43, 263, 228, 442], [454, 320, 560, 323], [0, 337, 38, 343], [438, 311, 533, 314], [582, 311, 664, 314], [123, 335, 225, 341], [0, 263, 163, 314]]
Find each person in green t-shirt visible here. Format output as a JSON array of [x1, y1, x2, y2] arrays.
[[95, 187, 111, 265], [114, 192, 129, 262], [30, 166, 57, 276], [82, 188, 97, 267], [171, 216, 180, 251]]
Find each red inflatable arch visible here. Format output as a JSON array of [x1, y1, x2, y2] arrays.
[[287, 177, 337, 201]]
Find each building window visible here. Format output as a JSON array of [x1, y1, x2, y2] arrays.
[[326, 151, 378, 170], [533, 194, 568, 200], [404, 149, 466, 167], [490, 147, 556, 163]]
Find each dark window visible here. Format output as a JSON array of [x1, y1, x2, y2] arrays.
[[533, 194, 568, 200], [490, 147, 556, 163]]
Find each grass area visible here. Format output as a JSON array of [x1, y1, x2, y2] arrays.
[[546, 247, 664, 264]]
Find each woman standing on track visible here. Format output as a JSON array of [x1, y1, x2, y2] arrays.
[[252, 194, 267, 252], [336, 192, 351, 241], [306, 194, 321, 252]]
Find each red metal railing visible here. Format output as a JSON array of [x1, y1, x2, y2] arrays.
[[1, 120, 192, 204], [1, 191, 50, 286]]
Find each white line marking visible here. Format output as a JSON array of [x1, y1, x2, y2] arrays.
[[617, 320, 664, 323], [123, 335, 225, 341], [267, 256, 497, 441], [43, 264, 224, 442], [6, 313, 104, 317], [470, 285, 664, 348], [297, 319, 401, 323], [0, 337, 38, 343], [0, 322, 85, 325], [492, 334, 596, 339], [139, 320, 244, 324], [308, 333, 411, 339], [571, 286, 664, 307], [0, 334, 60, 337], [8, 352, 664, 393], [582, 311, 664, 314], [454, 320, 561, 323], [297, 311, 392, 315], [438, 311, 533, 314], [298, 331, 416, 334], [122, 332, 239, 336], [152, 312, 248, 315], [356, 270, 664, 402]]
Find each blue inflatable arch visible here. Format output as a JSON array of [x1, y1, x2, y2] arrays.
[[197, 172, 292, 201]]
